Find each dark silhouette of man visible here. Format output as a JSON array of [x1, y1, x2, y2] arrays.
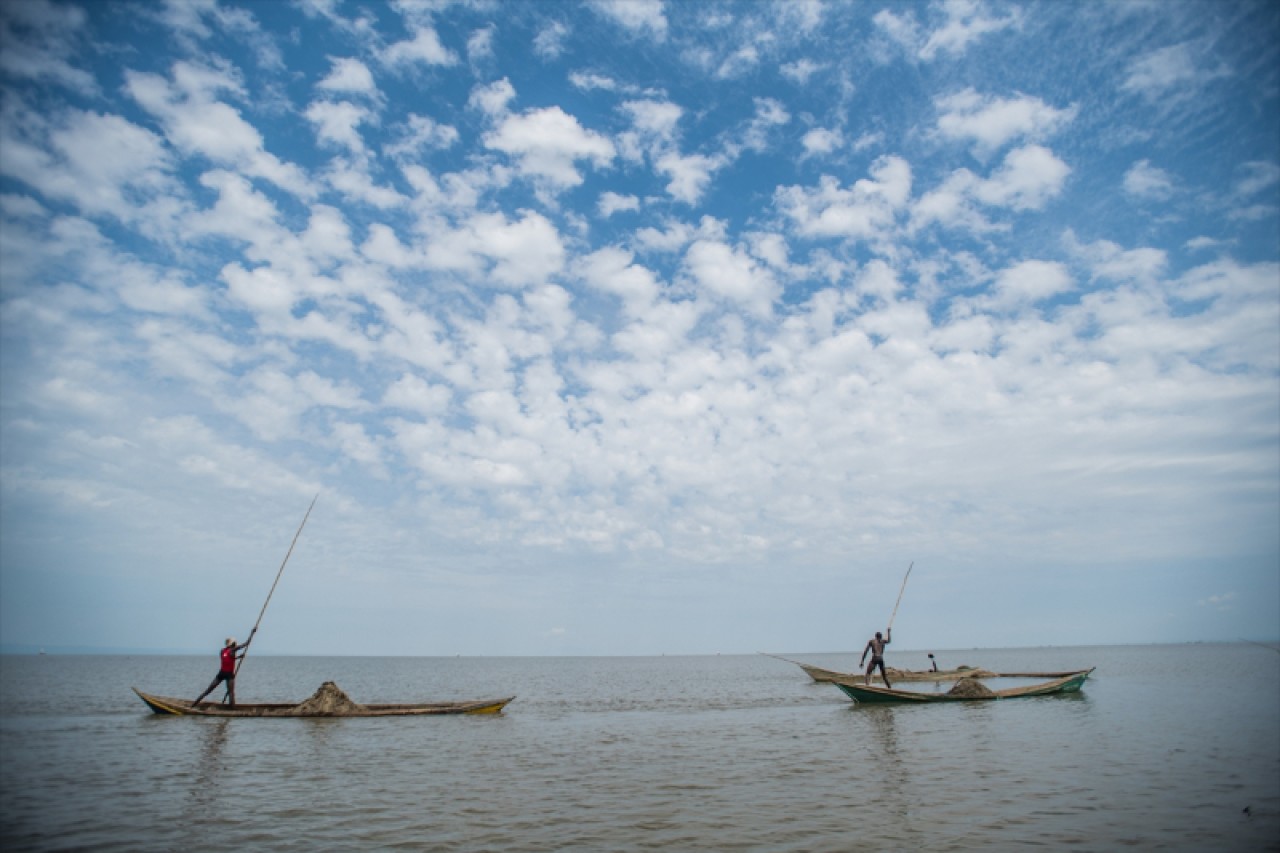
[[860, 627, 892, 688]]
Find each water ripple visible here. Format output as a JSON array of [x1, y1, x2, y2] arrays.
[[2, 646, 1277, 850]]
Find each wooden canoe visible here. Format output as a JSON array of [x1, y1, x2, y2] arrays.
[[832, 668, 1095, 704], [133, 682, 514, 717], [764, 654, 998, 683]]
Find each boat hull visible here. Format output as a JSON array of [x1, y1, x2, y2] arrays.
[[832, 669, 1095, 704], [134, 688, 514, 717]]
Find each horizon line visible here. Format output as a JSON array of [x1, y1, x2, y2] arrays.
[[3, 639, 1276, 658]]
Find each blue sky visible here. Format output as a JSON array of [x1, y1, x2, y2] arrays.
[[1, 0, 1276, 657]]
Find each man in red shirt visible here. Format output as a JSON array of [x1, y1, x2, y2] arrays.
[[192, 633, 252, 707]]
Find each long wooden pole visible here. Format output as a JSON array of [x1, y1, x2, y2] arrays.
[[235, 494, 319, 676], [887, 561, 913, 631]]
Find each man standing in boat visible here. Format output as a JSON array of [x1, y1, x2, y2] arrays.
[[193, 632, 253, 707], [860, 627, 892, 688]]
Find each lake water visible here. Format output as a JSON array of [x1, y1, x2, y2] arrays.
[[1, 644, 1277, 851]]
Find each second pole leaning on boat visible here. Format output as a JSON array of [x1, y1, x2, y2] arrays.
[[235, 493, 319, 677], [887, 561, 913, 631]]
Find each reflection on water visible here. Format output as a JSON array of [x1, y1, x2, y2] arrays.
[[191, 719, 230, 797], [175, 719, 231, 845], [862, 706, 910, 823]]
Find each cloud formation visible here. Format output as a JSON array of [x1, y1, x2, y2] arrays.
[[1, 0, 1276, 656]]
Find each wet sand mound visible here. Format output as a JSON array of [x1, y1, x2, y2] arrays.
[[947, 677, 996, 698], [292, 681, 364, 715]]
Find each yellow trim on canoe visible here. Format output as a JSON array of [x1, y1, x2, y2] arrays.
[[133, 688, 187, 715], [463, 700, 510, 714]]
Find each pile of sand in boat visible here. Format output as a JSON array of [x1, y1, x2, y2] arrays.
[[946, 677, 996, 698], [290, 681, 365, 715]]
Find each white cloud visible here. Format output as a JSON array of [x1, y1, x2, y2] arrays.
[[423, 209, 567, 288], [738, 97, 790, 153], [571, 71, 619, 92], [622, 98, 682, 141], [469, 77, 516, 117], [4, 0, 1277, 658], [331, 421, 387, 475], [467, 26, 495, 63], [0, 0, 96, 94], [382, 25, 458, 67], [141, 415, 316, 497], [590, 0, 667, 41], [656, 151, 725, 205], [973, 144, 1071, 210], [317, 57, 378, 96], [778, 0, 825, 33], [716, 44, 760, 80], [875, 0, 1018, 62], [911, 145, 1070, 233], [987, 259, 1074, 310], [631, 219, 696, 254], [474, 211, 568, 287], [1121, 42, 1223, 98], [683, 239, 779, 317], [920, 0, 1020, 61], [872, 8, 919, 55], [577, 247, 661, 314], [223, 367, 367, 442], [190, 169, 286, 247], [935, 89, 1076, 156], [780, 59, 824, 84], [852, 132, 884, 153], [305, 100, 371, 153], [609, 297, 701, 360], [117, 273, 208, 318], [220, 262, 300, 317], [1123, 159, 1175, 200], [1226, 204, 1277, 223], [801, 127, 843, 158], [299, 204, 356, 264], [324, 157, 405, 209], [1234, 161, 1280, 198], [135, 318, 237, 386], [386, 114, 459, 158], [383, 373, 453, 416], [617, 98, 683, 165], [124, 63, 312, 198], [1065, 231, 1167, 285], [533, 21, 569, 58], [0, 107, 176, 223], [854, 258, 904, 302], [361, 223, 416, 268], [484, 106, 615, 189], [776, 155, 912, 240], [1184, 236, 1225, 253], [598, 191, 640, 217]]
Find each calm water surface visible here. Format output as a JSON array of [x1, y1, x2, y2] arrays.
[[2, 644, 1277, 851]]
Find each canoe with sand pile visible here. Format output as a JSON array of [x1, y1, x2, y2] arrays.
[[798, 661, 999, 683], [134, 681, 514, 717], [833, 668, 1095, 705], [763, 655, 998, 683]]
